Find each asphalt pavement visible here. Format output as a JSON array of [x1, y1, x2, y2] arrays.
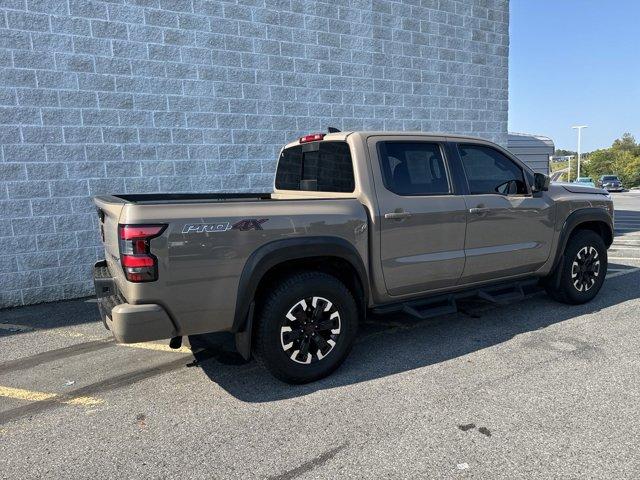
[[1, 192, 639, 479]]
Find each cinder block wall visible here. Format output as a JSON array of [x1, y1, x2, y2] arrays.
[[0, 0, 509, 307]]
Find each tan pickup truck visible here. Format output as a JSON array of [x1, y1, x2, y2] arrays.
[[94, 131, 614, 383]]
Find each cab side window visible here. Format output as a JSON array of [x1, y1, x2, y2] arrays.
[[378, 142, 450, 195], [458, 144, 528, 195]]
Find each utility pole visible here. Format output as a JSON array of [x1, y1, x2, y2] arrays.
[[572, 125, 588, 180], [566, 155, 574, 182]]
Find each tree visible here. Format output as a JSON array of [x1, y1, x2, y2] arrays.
[[585, 149, 617, 178], [617, 151, 640, 187], [612, 133, 639, 154], [583, 133, 640, 187]]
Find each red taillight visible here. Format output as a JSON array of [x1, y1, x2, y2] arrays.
[[121, 255, 154, 268], [120, 225, 165, 240], [118, 224, 166, 283], [299, 133, 325, 143]]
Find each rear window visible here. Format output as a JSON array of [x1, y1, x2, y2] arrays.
[[275, 141, 355, 192], [602, 176, 619, 181]]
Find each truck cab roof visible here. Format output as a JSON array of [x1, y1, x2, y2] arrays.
[[283, 131, 494, 149]]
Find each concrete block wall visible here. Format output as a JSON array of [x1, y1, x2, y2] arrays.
[[0, 0, 509, 307]]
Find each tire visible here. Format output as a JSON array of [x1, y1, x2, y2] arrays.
[[253, 271, 359, 384], [545, 230, 607, 304]]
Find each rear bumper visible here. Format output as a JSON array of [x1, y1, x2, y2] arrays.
[[93, 260, 176, 343]]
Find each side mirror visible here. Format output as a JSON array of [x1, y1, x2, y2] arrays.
[[533, 172, 550, 192]]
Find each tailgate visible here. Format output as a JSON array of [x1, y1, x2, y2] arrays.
[[93, 195, 125, 276]]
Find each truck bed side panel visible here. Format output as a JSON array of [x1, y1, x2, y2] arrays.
[[117, 199, 368, 336]]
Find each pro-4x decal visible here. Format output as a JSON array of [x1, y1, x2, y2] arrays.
[[231, 219, 268, 231], [182, 222, 230, 234], [182, 219, 268, 234]]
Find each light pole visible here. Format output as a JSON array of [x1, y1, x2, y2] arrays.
[[572, 125, 588, 180]]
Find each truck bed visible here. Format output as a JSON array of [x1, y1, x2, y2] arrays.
[[112, 193, 272, 205], [93, 193, 369, 341]]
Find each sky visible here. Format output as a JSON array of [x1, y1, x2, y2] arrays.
[[508, 0, 640, 152]]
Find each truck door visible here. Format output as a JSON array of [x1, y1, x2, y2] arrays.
[[368, 137, 468, 296], [453, 142, 555, 284]]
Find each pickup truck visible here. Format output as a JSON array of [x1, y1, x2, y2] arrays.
[[93, 131, 614, 384], [598, 175, 624, 192]]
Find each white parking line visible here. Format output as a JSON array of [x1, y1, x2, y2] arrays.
[[119, 342, 194, 354]]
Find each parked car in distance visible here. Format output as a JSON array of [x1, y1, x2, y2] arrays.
[[598, 175, 624, 192], [93, 131, 614, 384], [575, 177, 596, 188]]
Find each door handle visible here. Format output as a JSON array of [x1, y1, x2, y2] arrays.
[[469, 207, 490, 215], [384, 211, 412, 220]]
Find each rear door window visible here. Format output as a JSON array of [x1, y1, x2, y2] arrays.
[[377, 142, 450, 195], [275, 141, 355, 192]]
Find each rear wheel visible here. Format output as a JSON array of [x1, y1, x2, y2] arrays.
[[253, 271, 358, 384], [545, 230, 607, 304]]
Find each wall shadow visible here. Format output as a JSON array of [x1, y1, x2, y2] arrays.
[[0, 297, 99, 336]]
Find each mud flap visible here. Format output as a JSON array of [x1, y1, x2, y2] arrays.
[[544, 253, 564, 290], [234, 302, 254, 361]]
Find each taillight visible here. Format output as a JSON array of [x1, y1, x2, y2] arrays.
[[299, 133, 325, 143], [118, 224, 166, 282]]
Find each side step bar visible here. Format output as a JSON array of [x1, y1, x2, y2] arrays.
[[478, 285, 524, 306], [401, 297, 457, 320], [373, 279, 541, 321]]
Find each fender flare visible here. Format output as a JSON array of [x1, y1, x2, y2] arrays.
[[231, 236, 369, 334], [550, 207, 614, 273]]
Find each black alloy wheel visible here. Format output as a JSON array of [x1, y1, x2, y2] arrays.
[[280, 296, 341, 364], [571, 245, 601, 292]]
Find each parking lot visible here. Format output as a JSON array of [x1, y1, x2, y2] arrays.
[[1, 192, 639, 479]]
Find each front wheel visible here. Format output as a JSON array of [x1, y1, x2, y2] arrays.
[[253, 271, 359, 384], [545, 230, 608, 304]]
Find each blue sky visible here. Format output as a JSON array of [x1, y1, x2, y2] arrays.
[[509, 0, 640, 152]]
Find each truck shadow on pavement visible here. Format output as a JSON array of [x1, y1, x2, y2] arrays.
[[190, 271, 639, 403]]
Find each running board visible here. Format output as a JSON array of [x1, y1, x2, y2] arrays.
[[477, 286, 524, 305], [373, 279, 541, 320], [401, 299, 457, 320]]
